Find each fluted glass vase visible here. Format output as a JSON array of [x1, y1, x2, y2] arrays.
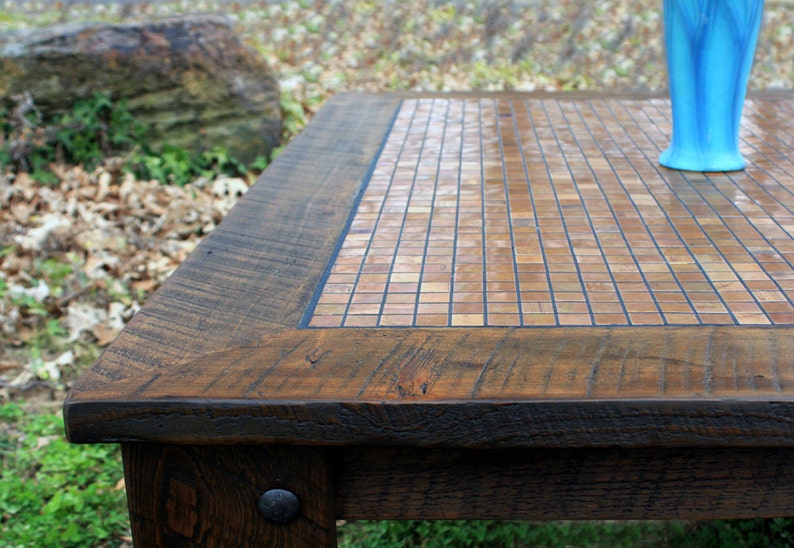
[[659, 0, 765, 172]]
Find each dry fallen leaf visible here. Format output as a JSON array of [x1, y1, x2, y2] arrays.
[[93, 323, 122, 346], [0, 361, 23, 372], [1, 164, 250, 392]]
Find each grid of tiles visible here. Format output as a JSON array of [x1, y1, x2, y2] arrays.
[[308, 97, 794, 328]]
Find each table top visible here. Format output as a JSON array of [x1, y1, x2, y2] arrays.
[[65, 91, 794, 449]]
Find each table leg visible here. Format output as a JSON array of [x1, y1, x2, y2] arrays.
[[122, 443, 336, 547]]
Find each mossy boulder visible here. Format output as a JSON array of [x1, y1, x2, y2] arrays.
[[0, 15, 281, 163]]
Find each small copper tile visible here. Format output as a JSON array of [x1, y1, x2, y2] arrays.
[[489, 302, 520, 314], [591, 302, 625, 314], [388, 282, 419, 293], [308, 97, 794, 328], [451, 300, 484, 314], [379, 315, 414, 327], [416, 314, 451, 327], [351, 293, 384, 305], [629, 312, 664, 324], [452, 314, 487, 326], [661, 313, 700, 324], [309, 316, 344, 328], [594, 313, 630, 325], [318, 293, 351, 305], [417, 303, 450, 315], [558, 314, 592, 325], [488, 314, 522, 326], [734, 313, 771, 324], [313, 304, 348, 316], [382, 304, 416, 315], [347, 304, 381, 316], [699, 313, 736, 324], [343, 315, 379, 327], [418, 292, 450, 304], [764, 299, 794, 311], [522, 302, 556, 314]]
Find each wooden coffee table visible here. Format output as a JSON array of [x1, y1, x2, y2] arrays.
[[65, 92, 794, 547]]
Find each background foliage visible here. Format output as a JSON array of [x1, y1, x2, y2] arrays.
[[1, 92, 259, 186]]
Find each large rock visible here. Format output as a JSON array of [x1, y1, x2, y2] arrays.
[[0, 16, 281, 163]]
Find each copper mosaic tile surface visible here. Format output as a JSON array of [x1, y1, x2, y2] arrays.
[[307, 96, 794, 328]]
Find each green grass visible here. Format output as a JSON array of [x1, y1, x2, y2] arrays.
[[0, 402, 130, 547], [338, 519, 688, 547], [337, 519, 794, 547]]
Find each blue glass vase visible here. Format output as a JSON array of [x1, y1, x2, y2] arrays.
[[659, 0, 765, 172]]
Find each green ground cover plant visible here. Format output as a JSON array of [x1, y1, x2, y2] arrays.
[[0, 402, 129, 547], [0, 92, 263, 186], [337, 519, 794, 547], [338, 519, 687, 547]]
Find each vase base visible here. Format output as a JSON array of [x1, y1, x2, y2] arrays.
[[659, 147, 746, 172]]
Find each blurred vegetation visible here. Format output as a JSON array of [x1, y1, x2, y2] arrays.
[[1, 401, 129, 546], [0, 92, 267, 186]]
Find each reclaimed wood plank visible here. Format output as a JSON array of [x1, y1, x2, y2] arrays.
[[66, 327, 794, 447], [335, 446, 794, 520], [65, 398, 794, 448], [66, 326, 794, 402]]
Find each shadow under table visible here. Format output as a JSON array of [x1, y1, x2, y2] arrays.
[[65, 91, 794, 547]]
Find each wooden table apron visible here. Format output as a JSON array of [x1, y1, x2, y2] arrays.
[[64, 92, 794, 547]]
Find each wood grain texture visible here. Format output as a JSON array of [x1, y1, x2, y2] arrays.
[[66, 326, 794, 446], [335, 446, 794, 520], [123, 443, 335, 547], [69, 326, 794, 400], [67, 398, 794, 448]]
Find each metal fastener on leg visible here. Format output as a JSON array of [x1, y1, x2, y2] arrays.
[[258, 489, 300, 525]]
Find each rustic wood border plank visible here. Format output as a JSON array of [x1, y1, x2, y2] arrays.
[[335, 446, 794, 520], [69, 398, 794, 448]]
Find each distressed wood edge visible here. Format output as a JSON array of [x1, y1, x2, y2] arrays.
[[65, 324, 794, 444], [65, 324, 794, 402], [65, 397, 794, 447]]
